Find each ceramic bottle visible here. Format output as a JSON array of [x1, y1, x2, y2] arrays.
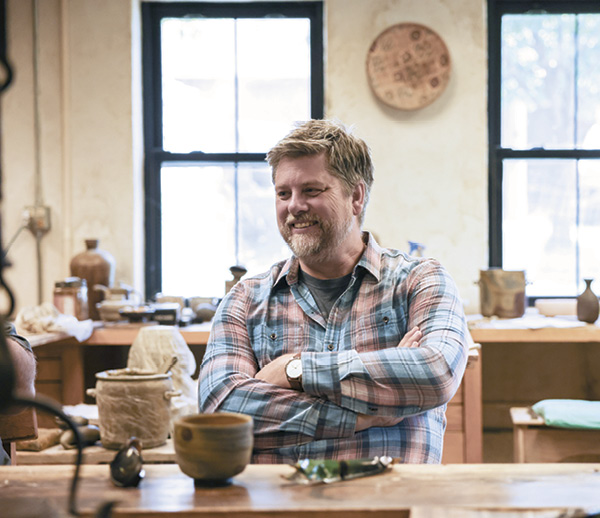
[[576, 278, 600, 324], [70, 239, 116, 320]]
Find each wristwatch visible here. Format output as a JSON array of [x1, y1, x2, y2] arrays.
[[285, 355, 303, 391]]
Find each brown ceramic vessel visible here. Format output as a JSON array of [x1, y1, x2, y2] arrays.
[[577, 279, 600, 324], [173, 413, 253, 486], [70, 239, 116, 320]]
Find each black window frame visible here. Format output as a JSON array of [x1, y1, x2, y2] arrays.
[[141, 1, 324, 299], [488, 0, 600, 301]]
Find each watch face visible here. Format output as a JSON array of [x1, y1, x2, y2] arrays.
[[286, 358, 302, 379]]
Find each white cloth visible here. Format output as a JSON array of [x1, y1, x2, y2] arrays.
[[127, 325, 198, 427], [15, 302, 94, 342]]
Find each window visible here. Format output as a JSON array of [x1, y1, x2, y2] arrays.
[[489, 1, 600, 298], [142, 2, 323, 298]]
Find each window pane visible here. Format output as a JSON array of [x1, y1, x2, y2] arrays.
[[161, 19, 236, 153], [502, 159, 577, 296], [501, 14, 575, 149], [161, 164, 236, 297], [161, 17, 311, 154], [237, 19, 311, 152], [579, 160, 600, 284], [160, 163, 287, 298], [578, 15, 600, 149], [237, 163, 288, 274]]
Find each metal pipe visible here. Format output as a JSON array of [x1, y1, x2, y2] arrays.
[[32, 0, 45, 304]]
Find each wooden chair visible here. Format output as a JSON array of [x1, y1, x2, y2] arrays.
[[511, 406, 600, 463], [0, 407, 38, 465]]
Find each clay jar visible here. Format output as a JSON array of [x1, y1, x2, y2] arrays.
[[478, 269, 526, 318], [173, 413, 253, 486], [87, 368, 181, 450], [70, 239, 116, 320], [577, 279, 600, 324]]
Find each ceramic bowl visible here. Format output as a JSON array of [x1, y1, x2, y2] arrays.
[[173, 412, 253, 486], [96, 300, 131, 321]]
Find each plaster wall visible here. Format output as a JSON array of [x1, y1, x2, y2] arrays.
[[1, 0, 487, 316]]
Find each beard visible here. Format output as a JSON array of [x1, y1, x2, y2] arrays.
[[279, 210, 354, 260]]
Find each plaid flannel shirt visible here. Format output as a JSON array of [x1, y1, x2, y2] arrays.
[[199, 233, 469, 463]]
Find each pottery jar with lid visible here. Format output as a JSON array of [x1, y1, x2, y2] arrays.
[[86, 368, 181, 450], [53, 277, 88, 320], [70, 239, 116, 320]]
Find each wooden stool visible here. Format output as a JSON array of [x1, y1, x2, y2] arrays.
[[510, 406, 600, 463]]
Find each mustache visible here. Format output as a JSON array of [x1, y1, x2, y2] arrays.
[[285, 214, 322, 226]]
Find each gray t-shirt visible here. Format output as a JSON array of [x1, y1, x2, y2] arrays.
[[300, 269, 353, 320]]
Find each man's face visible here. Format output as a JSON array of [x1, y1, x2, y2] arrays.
[[274, 153, 358, 259]]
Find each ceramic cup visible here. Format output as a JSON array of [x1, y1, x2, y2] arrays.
[[173, 412, 253, 487]]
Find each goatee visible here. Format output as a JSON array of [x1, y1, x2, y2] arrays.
[[279, 212, 353, 260]]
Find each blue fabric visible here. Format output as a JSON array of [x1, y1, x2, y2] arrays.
[[532, 399, 600, 429]]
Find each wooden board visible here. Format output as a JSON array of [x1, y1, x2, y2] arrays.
[[16, 438, 176, 465]]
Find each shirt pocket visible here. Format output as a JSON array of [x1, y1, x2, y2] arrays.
[[251, 323, 308, 367], [347, 308, 405, 352]]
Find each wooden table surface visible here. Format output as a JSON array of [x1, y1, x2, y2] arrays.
[[2, 463, 600, 517]]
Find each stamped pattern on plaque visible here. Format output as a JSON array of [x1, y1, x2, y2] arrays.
[[366, 23, 451, 111]]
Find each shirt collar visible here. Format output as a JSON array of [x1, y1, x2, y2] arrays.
[[272, 231, 383, 291]]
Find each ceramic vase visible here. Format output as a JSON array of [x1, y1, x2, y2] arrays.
[[576, 278, 600, 324], [70, 239, 116, 320]]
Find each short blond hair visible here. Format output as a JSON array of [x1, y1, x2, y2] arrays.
[[267, 119, 374, 223]]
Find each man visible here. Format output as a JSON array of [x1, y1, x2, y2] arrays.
[[199, 119, 469, 463], [1, 321, 36, 464]]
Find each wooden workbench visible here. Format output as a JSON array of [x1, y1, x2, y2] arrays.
[[29, 323, 211, 406], [2, 463, 600, 517], [469, 322, 600, 343], [469, 316, 600, 462]]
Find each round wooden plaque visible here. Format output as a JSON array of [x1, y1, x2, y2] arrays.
[[366, 23, 451, 111]]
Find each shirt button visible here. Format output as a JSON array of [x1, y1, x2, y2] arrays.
[[270, 333, 277, 340], [327, 343, 334, 351], [383, 316, 389, 324]]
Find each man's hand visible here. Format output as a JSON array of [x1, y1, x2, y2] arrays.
[[255, 352, 297, 388], [399, 326, 421, 348], [355, 414, 404, 432]]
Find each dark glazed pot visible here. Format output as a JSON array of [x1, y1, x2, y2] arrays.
[[70, 239, 116, 320], [577, 278, 600, 324]]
